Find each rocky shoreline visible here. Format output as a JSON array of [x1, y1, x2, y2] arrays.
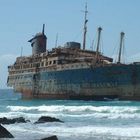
[[0, 116, 63, 139], [0, 124, 14, 138]]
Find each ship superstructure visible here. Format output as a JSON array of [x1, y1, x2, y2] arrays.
[[7, 5, 140, 100]]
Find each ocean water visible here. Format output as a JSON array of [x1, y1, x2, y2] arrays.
[[0, 90, 140, 140]]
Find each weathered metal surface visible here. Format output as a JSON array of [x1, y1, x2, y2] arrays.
[[7, 62, 140, 100], [7, 24, 140, 101], [28, 25, 47, 55]]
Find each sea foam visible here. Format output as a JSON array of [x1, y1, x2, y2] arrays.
[[7, 105, 140, 114], [5, 105, 140, 121]]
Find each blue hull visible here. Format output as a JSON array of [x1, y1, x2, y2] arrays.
[[9, 63, 140, 100]]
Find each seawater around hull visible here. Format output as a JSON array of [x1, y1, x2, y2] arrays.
[[0, 90, 140, 140]]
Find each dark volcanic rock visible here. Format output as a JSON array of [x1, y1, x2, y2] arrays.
[[35, 116, 63, 124], [0, 124, 14, 138], [0, 117, 29, 124], [41, 135, 58, 140]]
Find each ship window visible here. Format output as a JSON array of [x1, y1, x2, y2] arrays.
[[49, 61, 52, 65], [53, 60, 56, 64], [46, 62, 48, 66], [38, 63, 40, 67], [58, 60, 62, 64]]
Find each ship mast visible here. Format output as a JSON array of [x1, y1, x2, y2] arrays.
[[95, 27, 102, 63], [42, 24, 45, 34], [82, 2, 88, 50], [118, 32, 125, 63], [55, 33, 58, 48]]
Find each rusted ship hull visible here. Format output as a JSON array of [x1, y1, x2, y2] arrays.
[[15, 88, 140, 101], [7, 18, 140, 100], [9, 63, 140, 100]]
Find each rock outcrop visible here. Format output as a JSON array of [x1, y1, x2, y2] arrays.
[[41, 135, 58, 140], [0, 124, 14, 138], [0, 117, 29, 124], [35, 116, 63, 124]]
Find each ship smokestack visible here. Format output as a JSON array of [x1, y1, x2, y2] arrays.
[[28, 24, 47, 55]]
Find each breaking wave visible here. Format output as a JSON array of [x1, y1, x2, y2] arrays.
[[2, 90, 140, 139], [6, 122, 140, 140], [5, 105, 140, 121], [7, 105, 140, 114]]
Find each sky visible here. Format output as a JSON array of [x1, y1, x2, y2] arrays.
[[0, 0, 140, 88]]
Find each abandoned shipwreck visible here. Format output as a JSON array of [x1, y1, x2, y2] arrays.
[[7, 5, 140, 100]]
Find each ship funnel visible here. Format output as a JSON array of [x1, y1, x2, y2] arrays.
[[28, 24, 47, 55]]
